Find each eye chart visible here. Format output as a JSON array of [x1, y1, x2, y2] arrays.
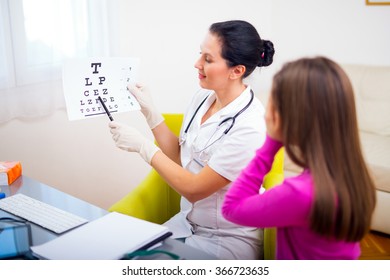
[[62, 57, 141, 121]]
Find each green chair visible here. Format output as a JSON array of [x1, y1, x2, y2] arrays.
[[108, 113, 284, 259]]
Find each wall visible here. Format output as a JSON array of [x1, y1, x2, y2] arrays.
[[1, 0, 389, 209], [0, 109, 152, 209]]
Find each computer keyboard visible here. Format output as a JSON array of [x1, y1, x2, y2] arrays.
[[0, 193, 88, 234]]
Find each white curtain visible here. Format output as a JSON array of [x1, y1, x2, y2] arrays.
[[0, 0, 110, 123]]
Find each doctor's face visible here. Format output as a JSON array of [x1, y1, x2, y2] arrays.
[[194, 32, 231, 92]]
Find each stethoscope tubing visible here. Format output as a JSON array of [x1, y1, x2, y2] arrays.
[[180, 89, 254, 145]]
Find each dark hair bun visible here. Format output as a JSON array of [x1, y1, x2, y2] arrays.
[[258, 40, 275, 67]]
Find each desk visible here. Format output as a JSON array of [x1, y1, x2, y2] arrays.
[[0, 176, 216, 260]]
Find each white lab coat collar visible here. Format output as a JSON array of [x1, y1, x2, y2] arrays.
[[201, 85, 252, 124]]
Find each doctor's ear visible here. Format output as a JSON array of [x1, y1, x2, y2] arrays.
[[230, 65, 246, 80]]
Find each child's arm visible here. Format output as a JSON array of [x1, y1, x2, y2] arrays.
[[222, 135, 281, 218], [222, 136, 312, 228]]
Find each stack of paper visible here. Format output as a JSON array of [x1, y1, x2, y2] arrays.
[[30, 212, 171, 260]]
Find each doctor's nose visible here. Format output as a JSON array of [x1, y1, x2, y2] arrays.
[[194, 57, 203, 70]]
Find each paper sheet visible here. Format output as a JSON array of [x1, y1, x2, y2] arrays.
[[31, 212, 171, 260], [62, 57, 141, 121]]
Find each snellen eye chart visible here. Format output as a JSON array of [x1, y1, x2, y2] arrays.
[[62, 57, 141, 121]]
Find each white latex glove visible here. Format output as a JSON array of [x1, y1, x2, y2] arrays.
[[109, 121, 160, 164], [127, 84, 164, 129]]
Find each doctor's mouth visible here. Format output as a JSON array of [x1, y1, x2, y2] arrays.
[[198, 73, 206, 79]]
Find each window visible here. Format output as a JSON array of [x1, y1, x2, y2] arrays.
[[0, 0, 109, 121], [0, 0, 14, 89]]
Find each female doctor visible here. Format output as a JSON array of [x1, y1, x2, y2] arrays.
[[109, 20, 275, 259]]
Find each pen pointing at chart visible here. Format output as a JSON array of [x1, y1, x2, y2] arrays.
[[98, 96, 114, 121]]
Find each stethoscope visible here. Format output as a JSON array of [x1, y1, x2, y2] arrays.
[[179, 89, 254, 146]]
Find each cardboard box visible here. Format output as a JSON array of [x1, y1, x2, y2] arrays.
[[0, 161, 22, 185]]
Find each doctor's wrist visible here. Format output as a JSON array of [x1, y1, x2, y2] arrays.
[[140, 142, 161, 164], [146, 112, 164, 130]]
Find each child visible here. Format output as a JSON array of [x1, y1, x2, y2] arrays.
[[222, 56, 376, 259]]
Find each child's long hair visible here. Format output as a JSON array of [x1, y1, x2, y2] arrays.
[[271, 57, 376, 242]]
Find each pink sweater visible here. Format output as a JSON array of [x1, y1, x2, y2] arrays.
[[222, 135, 360, 259]]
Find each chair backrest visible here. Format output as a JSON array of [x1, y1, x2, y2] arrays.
[[263, 148, 284, 190], [162, 113, 184, 138]]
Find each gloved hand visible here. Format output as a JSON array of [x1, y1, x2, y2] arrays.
[[128, 84, 164, 129], [109, 121, 160, 164]]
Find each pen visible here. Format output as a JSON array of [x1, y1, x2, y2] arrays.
[[98, 96, 114, 121]]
